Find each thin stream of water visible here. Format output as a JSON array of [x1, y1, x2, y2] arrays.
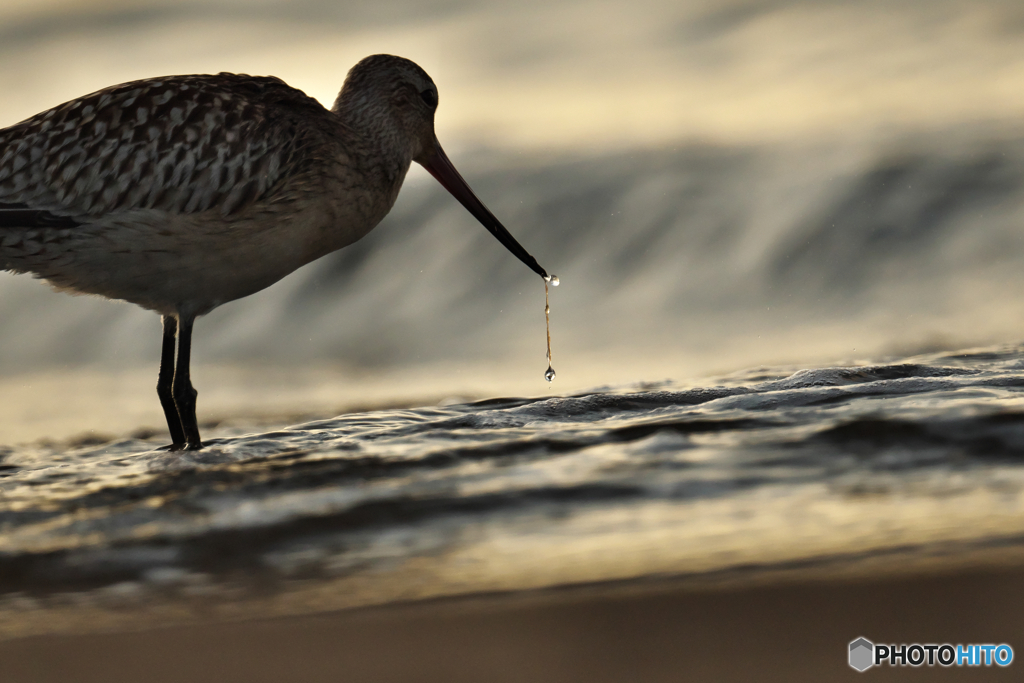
[[543, 275, 558, 382]]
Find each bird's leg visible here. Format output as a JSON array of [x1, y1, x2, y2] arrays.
[[157, 315, 186, 448], [172, 315, 203, 450]]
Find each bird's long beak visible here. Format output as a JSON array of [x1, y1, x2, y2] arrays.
[[419, 137, 548, 279]]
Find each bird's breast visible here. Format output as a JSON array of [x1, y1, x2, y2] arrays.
[[1, 157, 408, 318]]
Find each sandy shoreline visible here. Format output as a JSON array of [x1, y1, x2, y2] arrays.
[[1, 559, 1021, 683]]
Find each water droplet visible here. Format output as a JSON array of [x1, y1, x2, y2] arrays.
[[548, 274, 560, 286], [543, 278, 555, 383]]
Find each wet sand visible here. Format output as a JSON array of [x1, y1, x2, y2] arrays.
[[1, 563, 1021, 683]]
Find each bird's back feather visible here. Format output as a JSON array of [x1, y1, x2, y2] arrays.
[[0, 73, 332, 226]]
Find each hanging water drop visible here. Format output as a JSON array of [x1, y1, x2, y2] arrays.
[[543, 276, 556, 382]]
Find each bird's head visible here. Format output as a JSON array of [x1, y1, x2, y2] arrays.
[[333, 54, 438, 165], [334, 54, 548, 280]]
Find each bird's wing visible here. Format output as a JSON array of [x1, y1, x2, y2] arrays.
[[0, 73, 328, 227]]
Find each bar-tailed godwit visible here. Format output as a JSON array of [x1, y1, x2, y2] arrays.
[[0, 54, 551, 450]]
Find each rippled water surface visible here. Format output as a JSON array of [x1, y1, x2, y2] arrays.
[[3, 346, 1024, 639]]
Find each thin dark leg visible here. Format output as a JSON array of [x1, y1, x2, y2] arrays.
[[157, 315, 186, 447], [172, 315, 203, 450]]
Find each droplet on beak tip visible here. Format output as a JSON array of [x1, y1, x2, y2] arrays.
[[545, 274, 560, 286]]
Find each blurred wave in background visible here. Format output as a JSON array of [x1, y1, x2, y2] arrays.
[[3, 0, 1024, 440]]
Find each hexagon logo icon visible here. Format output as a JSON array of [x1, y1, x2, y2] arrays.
[[849, 637, 874, 672]]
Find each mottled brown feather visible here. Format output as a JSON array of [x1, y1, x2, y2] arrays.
[[0, 73, 333, 222]]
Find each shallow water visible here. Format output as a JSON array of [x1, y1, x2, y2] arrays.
[[3, 345, 1024, 639]]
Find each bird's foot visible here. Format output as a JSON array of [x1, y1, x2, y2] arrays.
[[159, 441, 203, 451]]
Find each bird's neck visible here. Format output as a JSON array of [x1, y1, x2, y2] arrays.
[[331, 97, 412, 187]]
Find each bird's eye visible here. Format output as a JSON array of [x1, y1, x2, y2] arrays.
[[420, 89, 437, 107]]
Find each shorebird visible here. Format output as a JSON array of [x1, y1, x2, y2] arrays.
[[0, 54, 550, 450]]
